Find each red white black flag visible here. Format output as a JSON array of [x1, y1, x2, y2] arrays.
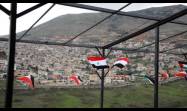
[[178, 61, 187, 69], [69, 74, 83, 86], [17, 75, 34, 89], [87, 56, 109, 69], [174, 71, 187, 77], [113, 57, 129, 68]]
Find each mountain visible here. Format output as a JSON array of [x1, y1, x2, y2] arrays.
[[129, 4, 187, 19], [1, 5, 187, 45]]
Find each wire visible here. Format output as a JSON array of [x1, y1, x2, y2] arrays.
[[63, 3, 132, 45], [17, 3, 55, 41], [160, 44, 187, 53], [131, 30, 187, 51]]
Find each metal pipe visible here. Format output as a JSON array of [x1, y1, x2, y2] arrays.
[[96, 47, 103, 57], [4, 3, 17, 108], [95, 71, 101, 79], [154, 27, 159, 108], [100, 68, 104, 108], [63, 3, 131, 45], [100, 48, 105, 108], [0, 4, 10, 15], [0, 38, 183, 55], [131, 30, 187, 51], [59, 3, 187, 26], [160, 44, 187, 53], [17, 3, 47, 18], [182, 52, 187, 55], [0, 37, 183, 56], [17, 3, 55, 41], [103, 9, 187, 49], [106, 48, 112, 58]]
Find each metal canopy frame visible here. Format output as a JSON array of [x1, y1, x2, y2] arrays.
[[103, 8, 187, 48], [130, 30, 187, 51], [63, 3, 132, 45], [0, 3, 186, 53], [60, 3, 187, 26], [17, 3, 56, 41], [0, 3, 187, 108], [0, 4, 10, 15], [16, 3, 47, 18], [0, 37, 184, 56], [4, 3, 16, 108]]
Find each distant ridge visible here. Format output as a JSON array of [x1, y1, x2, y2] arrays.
[[1, 5, 187, 44]]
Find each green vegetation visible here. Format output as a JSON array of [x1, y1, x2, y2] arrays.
[[0, 80, 187, 108]]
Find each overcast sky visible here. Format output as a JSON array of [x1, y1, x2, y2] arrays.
[[0, 3, 187, 36]]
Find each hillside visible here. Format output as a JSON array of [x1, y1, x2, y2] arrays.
[[1, 5, 187, 45]]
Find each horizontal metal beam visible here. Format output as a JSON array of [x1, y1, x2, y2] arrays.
[[17, 3, 47, 18], [0, 38, 183, 55], [63, 3, 131, 45], [5, 3, 17, 108], [0, 4, 10, 15], [160, 44, 187, 53], [111, 47, 182, 55], [65, 43, 103, 48], [182, 52, 187, 55], [17, 3, 55, 41], [178, 61, 187, 64], [103, 9, 187, 49], [59, 3, 187, 26], [0, 37, 103, 48]]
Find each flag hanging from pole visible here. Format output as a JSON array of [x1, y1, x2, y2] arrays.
[[87, 56, 109, 69], [178, 61, 187, 69], [144, 75, 155, 85], [113, 57, 129, 69], [69, 74, 82, 86], [17, 75, 34, 89], [174, 71, 187, 77]]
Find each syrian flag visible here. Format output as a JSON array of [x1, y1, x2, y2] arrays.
[[178, 61, 187, 69], [17, 75, 34, 89], [174, 71, 187, 77], [113, 57, 129, 68], [87, 56, 109, 69], [144, 75, 155, 85], [161, 72, 169, 80], [69, 74, 83, 86]]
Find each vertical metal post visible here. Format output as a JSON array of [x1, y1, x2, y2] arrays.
[[154, 27, 159, 108], [100, 48, 105, 108], [5, 3, 17, 108], [95, 47, 107, 108]]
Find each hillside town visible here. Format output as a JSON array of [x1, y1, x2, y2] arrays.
[[0, 40, 186, 88]]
